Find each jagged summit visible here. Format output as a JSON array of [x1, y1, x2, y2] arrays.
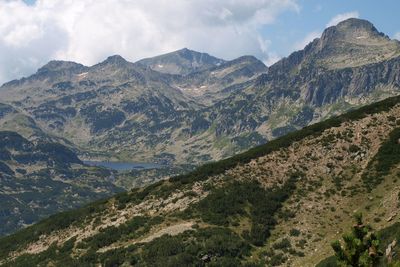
[[136, 48, 226, 75], [319, 18, 389, 48], [226, 55, 265, 65], [95, 55, 131, 68], [103, 54, 128, 64], [175, 47, 197, 57], [336, 17, 377, 31], [37, 60, 86, 74]]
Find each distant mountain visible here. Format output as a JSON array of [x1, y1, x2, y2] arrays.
[[136, 48, 226, 75], [1, 18, 400, 165], [2, 94, 400, 266]]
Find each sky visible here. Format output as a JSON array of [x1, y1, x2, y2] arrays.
[[0, 0, 399, 85]]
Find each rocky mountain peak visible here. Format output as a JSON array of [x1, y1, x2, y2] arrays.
[[100, 55, 129, 66], [275, 18, 400, 71], [136, 48, 226, 75], [229, 55, 264, 64], [319, 18, 387, 48], [336, 17, 376, 31], [37, 60, 86, 74], [176, 47, 194, 56]]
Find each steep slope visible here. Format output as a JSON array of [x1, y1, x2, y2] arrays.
[[0, 131, 123, 236], [1, 18, 400, 165], [1, 95, 400, 266], [136, 48, 225, 75]]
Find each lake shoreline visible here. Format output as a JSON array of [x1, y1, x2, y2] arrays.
[[83, 160, 164, 171]]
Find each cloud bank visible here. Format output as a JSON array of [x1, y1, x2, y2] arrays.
[[0, 0, 299, 84]]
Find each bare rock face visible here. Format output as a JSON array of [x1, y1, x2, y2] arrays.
[[386, 240, 397, 262]]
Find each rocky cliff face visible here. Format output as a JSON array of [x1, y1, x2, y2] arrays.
[[1, 18, 400, 164]]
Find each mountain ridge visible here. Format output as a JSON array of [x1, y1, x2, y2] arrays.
[[0, 18, 400, 166]]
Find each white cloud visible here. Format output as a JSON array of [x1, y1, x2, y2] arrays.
[[0, 0, 299, 84], [326, 11, 359, 27], [293, 31, 321, 50], [394, 32, 400, 41]]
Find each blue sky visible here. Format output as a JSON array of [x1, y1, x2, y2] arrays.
[[23, 0, 35, 4], [1, 0, 398, 84]]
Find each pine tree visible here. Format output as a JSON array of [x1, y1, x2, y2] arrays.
[[331, 213, 382, 267]]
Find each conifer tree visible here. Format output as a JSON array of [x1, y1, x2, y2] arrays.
[[331, 213, 382, 267]]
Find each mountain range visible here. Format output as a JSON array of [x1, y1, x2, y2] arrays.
[[2, 18, 399, 165], [1, 17, 400, 265]]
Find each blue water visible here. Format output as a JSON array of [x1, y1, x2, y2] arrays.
[[83, 161, 162, 171]]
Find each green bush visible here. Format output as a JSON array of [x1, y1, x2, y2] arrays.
[[290, 228, 301, 236], [273, 238, 292, 251], [194, 176, 297, 246]]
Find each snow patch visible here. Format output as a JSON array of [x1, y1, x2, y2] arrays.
[[77, 72, 88, 78]]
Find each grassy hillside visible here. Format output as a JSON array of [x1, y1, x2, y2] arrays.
[[1, 95, 400, 266]]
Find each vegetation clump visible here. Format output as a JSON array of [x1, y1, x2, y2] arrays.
[[318, 217, 400, 267], [363, 127, 400, 191], [331, 213, 382, 266], [193, 175, 297, 246]]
